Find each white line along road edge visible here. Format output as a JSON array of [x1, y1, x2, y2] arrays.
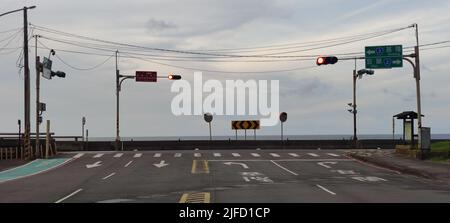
[[55, 189, 83, 203], [316, 184, 336, 195]]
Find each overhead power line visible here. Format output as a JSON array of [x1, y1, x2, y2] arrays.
[[30, 23, 413, 58]]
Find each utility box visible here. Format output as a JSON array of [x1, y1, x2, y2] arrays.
[[420, 127, 431, 151]]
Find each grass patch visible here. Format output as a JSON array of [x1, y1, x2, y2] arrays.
[[431, 141, 450, 153]]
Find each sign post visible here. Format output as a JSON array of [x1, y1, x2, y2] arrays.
[[231, 120, 260, 141], [204, 113, 213, 141], [279, 112, 287, 141]]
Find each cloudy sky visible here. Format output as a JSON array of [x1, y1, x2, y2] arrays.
[[1, 0, 450, 138]]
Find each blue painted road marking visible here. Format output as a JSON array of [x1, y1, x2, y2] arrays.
[[0, 158, 70, 183]]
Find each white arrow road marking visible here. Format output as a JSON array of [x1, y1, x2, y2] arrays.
[[86, 161, 102, 169], [153, 160, 169, 168], [93, 153, 104, 158], [194, 153, 201, 157], [102, 172, 116, 180], [113, 153, 123, 158], [73, 153, 84, 158], [213, 153, 221, 157], [153, 153, 161, 158], [308, 153, 319, 157], [232, 153, 241, 157], [133, 153, 142, 158], [174, 153, 182, 157], [270, 153, 280, 157], [288, 153, 299, 157], [317, 161, 338, 169], [223, 162, 249, 169], [316, 184, 336, 195], [124, 161, 133, 168], [327, 153, 340, 157], [251, 153, 260, 157], [55, 189, 83, 203]]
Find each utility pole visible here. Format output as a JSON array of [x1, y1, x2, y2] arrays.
[[115, 50, 120, 151], [23, 7, 32, 160], [0, 6, 36, 160], [34, 35, 41, 158], [352, 60, 357, 148], [413, 24, 423, 151]]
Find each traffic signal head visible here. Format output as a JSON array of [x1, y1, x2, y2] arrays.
[[51, 71, 66, 78], [168, 74, 182, 80], [316, 56, 338, 65]]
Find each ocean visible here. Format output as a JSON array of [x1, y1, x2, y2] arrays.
[[85, 134, 450, 141]]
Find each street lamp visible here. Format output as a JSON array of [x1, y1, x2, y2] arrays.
[[1, 6, 36, 160], [350, 68, 374, 147]]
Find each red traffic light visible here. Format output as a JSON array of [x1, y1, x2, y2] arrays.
[[316, 56, 338, 65], [168, 74, 182, 80]]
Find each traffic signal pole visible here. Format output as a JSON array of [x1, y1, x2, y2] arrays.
[[35, 35, 41, 158], [115, 50, 120, 151]]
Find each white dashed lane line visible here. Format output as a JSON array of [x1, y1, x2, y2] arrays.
[[73, 153, 84, 159], [93, 153, 104, 158], [251, 153, 261, 157], [102, 172, 116, 180], [134, 153, 142, 158], [308, 153, 319, 157], [153, 153, 161, 158], [124, 161, 133, 168], [113, 153, 123, 158]]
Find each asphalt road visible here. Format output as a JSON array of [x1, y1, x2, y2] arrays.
[[0, 149, 449, 203]]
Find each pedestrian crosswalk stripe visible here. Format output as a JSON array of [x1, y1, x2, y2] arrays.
[[134, 153, 142, 158], [213, 153, 221, 157], [232, 153, 241, 157], [327, 153, 340, 157], [113, 153, 123, 158], [174, 153, 182, 157], [154, 153, 161, 157], [308, 153, 319, 157], [270, 153, 280, 157], [288, 153, 299, 157], [93, 153, 104, 158], [194, 153, 201, 157], [251, 153, 260, 157], [73, 153, 84, 158]]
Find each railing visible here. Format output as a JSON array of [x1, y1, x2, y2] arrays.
[[0, 147, 19, 160]]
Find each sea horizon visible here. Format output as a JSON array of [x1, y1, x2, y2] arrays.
[[80, 134, 450, 141]]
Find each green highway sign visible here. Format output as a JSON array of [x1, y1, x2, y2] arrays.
[[365, 45, 403, 69]]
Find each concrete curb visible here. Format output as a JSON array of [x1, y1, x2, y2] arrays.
[[347, 153, 437, 180]]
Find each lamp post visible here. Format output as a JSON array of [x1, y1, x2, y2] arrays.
[[0, 6, 36, 160], [348, 68, 374, 148]]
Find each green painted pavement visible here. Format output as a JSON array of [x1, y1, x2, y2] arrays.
[[0, 158, 70, 183]]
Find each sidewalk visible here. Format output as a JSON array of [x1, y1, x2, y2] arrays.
[[346, 149, 450, 183]]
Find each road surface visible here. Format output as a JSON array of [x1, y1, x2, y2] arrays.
[[0, 149, 449, 203]]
